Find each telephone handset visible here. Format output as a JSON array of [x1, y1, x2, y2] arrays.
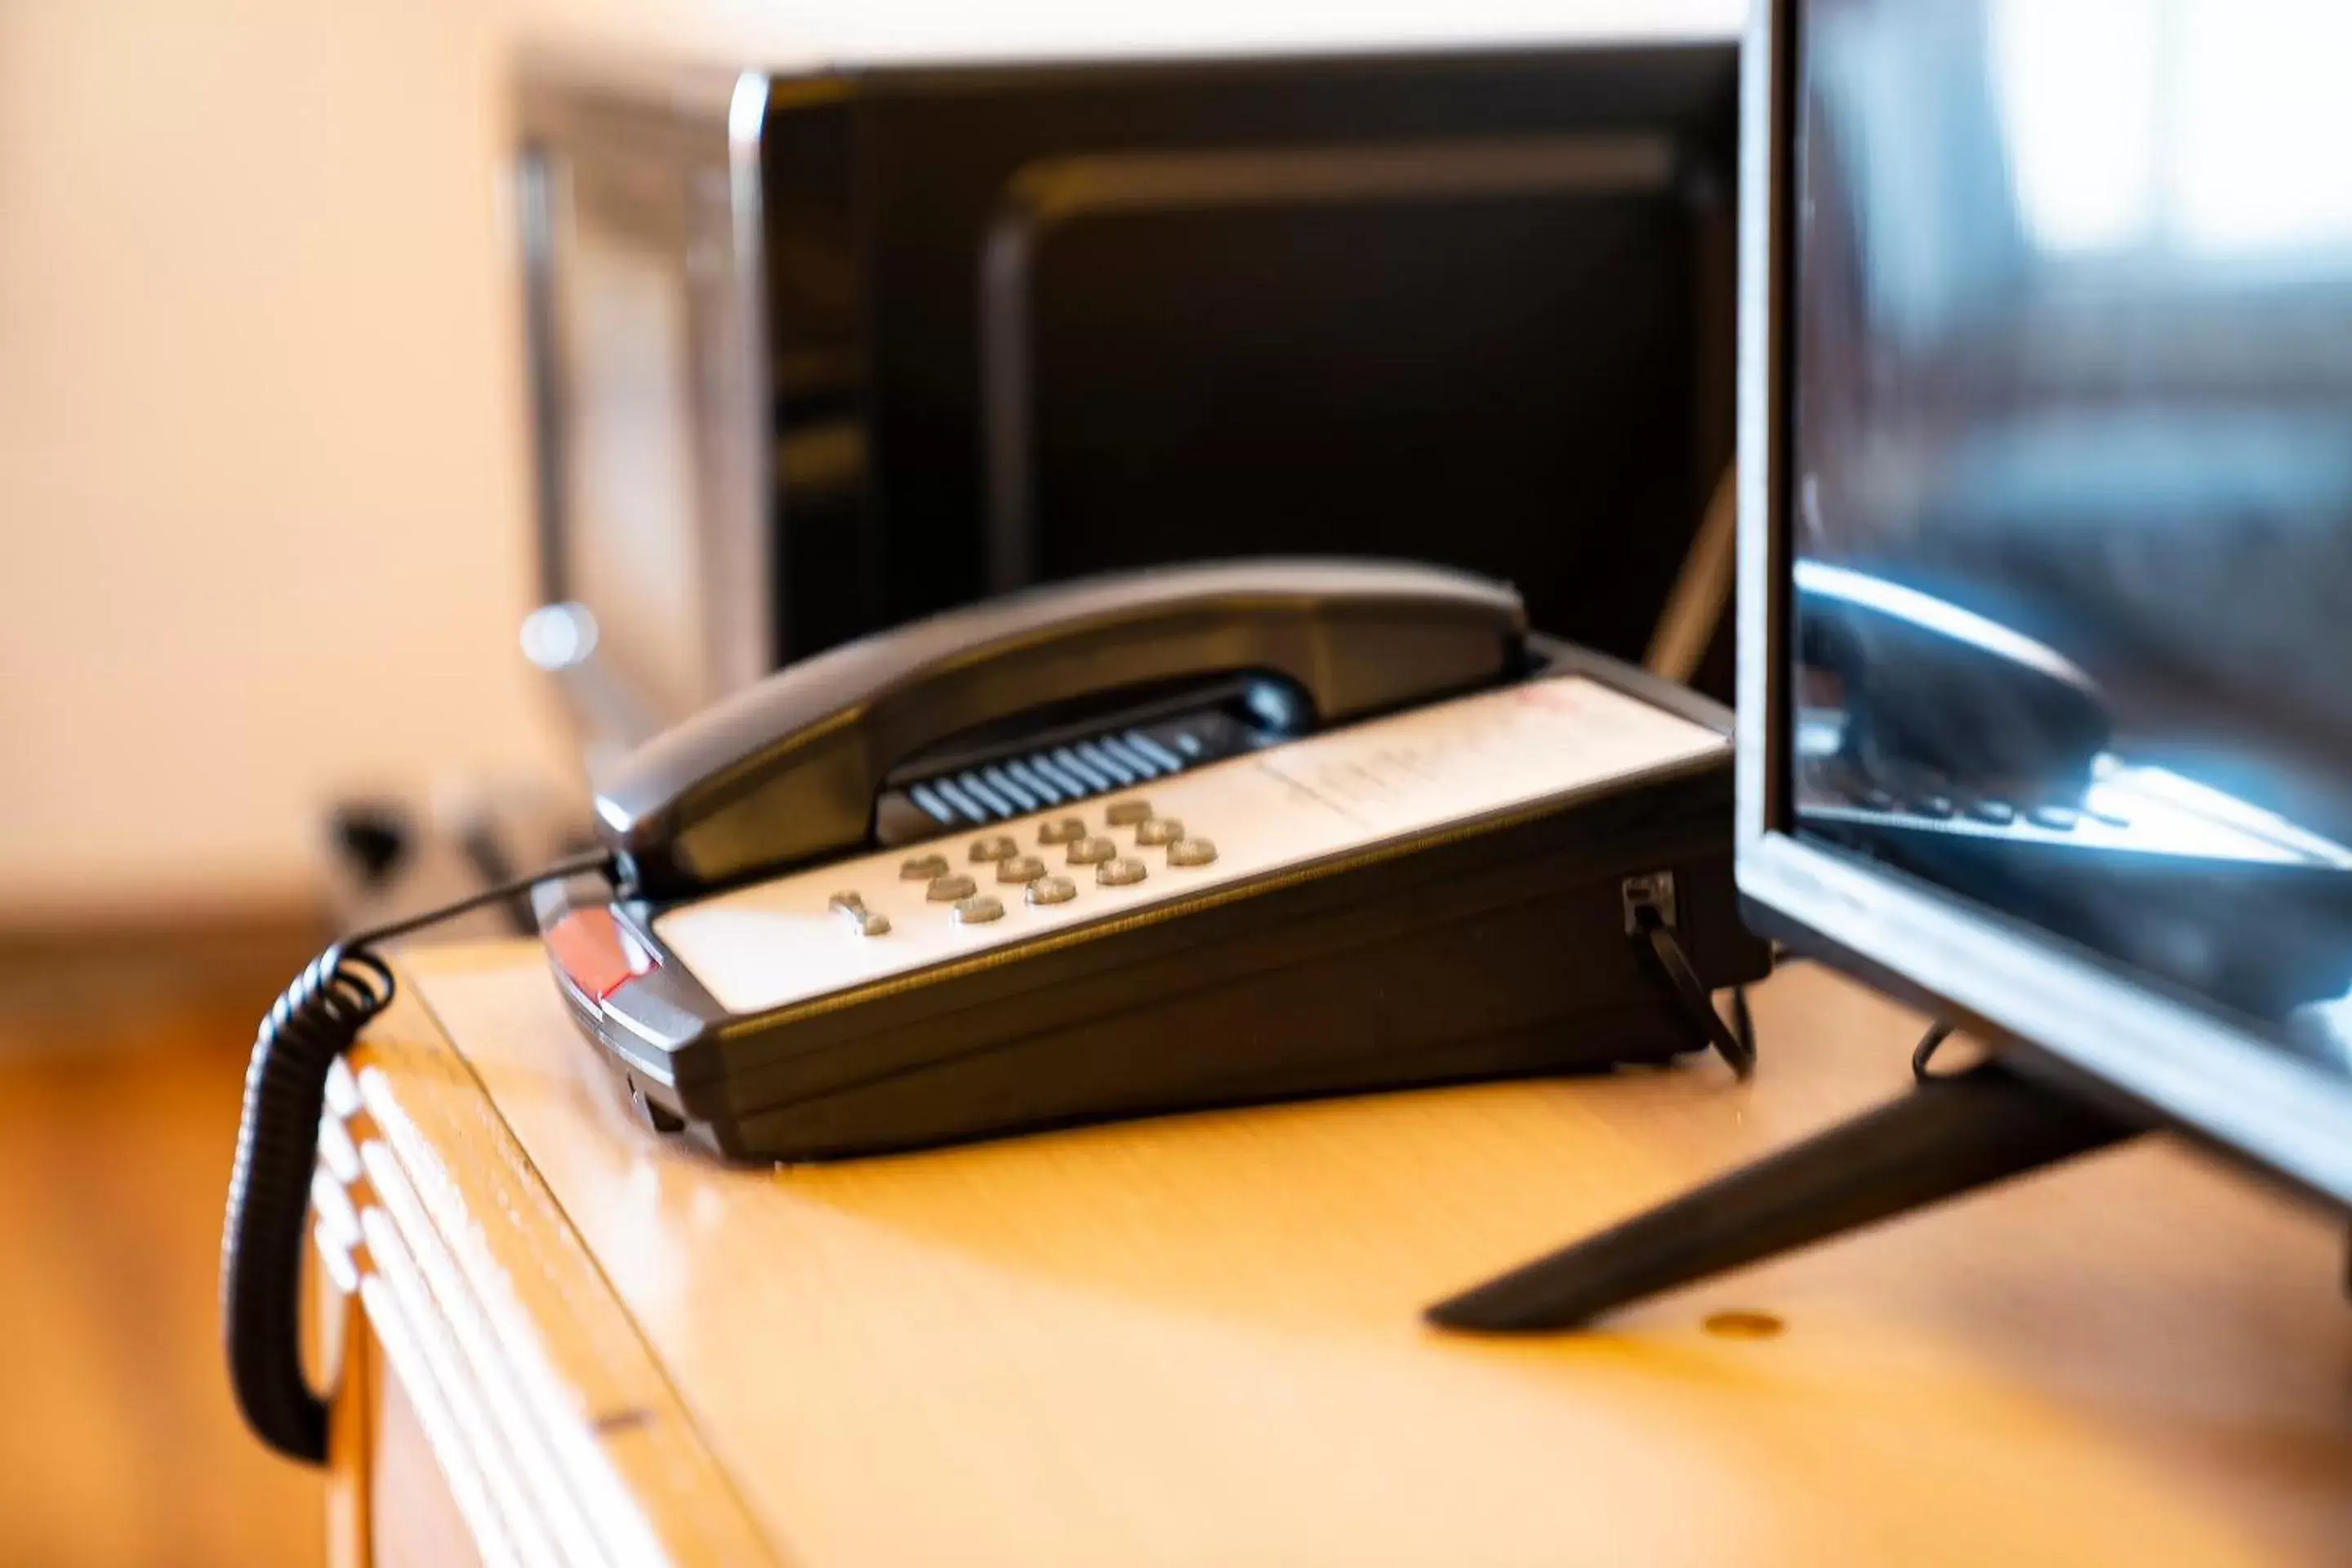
[[597, 559, 1527, 899], [222, 557, 1767, 1464], [539, 558, 1770, 1160]]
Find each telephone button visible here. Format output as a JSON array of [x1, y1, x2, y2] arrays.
[[952, 894, 1004, 924], [1067, 836, 1116, 865], [1134, 817, 1184, 846], [1097, 857, 1148, 887], [1167, 837, 1218, 867], [1027, 875, 1077, 906], [1036, 817, 1087, 845], [969, 834, 1019, 862], [996, 854, 1047, 884], [827, 892, 889, 934], [900, 853, 950, 880], [545, 908, 655, 1003], [1105, 800, 1153, 826], [926, 873, 978, 902]]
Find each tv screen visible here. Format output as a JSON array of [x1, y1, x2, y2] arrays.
[[1779, 0, 2352, 1166]]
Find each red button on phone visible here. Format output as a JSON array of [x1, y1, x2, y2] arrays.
[[546, 907, 655, 1002]]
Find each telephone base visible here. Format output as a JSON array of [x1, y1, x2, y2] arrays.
[[540, 644, 1770, 1164], [587, 793, 1766, 1163], [644, 971, 1744, 1166]]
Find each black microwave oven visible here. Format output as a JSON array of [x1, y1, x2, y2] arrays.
[[514, 38, 1740, 752]]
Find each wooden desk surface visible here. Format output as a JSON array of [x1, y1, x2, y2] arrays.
[[333, 942, 2352, 1566]]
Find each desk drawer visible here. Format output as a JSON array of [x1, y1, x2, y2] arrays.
[[307, 1018, 777, 1568], [316, 1287, 483, 1568]]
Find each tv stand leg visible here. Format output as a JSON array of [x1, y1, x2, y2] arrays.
[[1428, 1058, 2142, 1333]]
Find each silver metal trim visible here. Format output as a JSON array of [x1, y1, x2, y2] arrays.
[[1734, 0, 1785, 870], [704, 71, 777, 699], [512, 62, 777, 742], [1743, 832, 2352, 1202]]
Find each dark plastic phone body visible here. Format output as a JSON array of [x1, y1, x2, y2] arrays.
[[547, 561, 1768, 1160]]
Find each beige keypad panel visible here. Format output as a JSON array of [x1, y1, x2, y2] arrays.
[[655, 675, 1727, 1017]]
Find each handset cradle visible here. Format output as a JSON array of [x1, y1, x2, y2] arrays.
[[595, 559, 1526, 899]]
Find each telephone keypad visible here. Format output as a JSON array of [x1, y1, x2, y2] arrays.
[[653, 674, 1741, 1024], [1167, 838, 1218, 867], [1026, 875, 1077, 906], [996, 854, 1047, 884], [969, 835, 1020, 862], [1067, 836, 1116, 865]]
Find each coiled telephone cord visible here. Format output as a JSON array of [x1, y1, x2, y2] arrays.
[[220, 850, 613, 1463]]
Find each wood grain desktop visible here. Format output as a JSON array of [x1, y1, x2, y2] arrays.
[[310, 941, 2352, 1566]]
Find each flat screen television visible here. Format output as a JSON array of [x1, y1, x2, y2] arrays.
[[1434, 0, 2352, 1331]]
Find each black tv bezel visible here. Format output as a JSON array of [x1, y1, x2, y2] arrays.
[[1731, 0, 2352, 1210]]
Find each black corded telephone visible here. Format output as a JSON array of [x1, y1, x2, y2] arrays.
[[224, 559, 1767, 1462]]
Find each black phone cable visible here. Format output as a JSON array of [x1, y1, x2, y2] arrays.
[[1629, 903, 1756, 1079], [1911, 1020, 1960, 1081], [221, 849, 614, 1464]]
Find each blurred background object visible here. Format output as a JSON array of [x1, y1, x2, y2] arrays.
[[516, 39, 1739, 760], [0, 0, 1738, 1561], [0, 0, 1741, 930]]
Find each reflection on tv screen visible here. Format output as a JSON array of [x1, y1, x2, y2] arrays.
[[1788, 0, 2352, 1071]]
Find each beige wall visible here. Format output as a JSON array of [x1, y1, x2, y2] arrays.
[[0, 0, 559, 919], [0, 0, 1732, 922]]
